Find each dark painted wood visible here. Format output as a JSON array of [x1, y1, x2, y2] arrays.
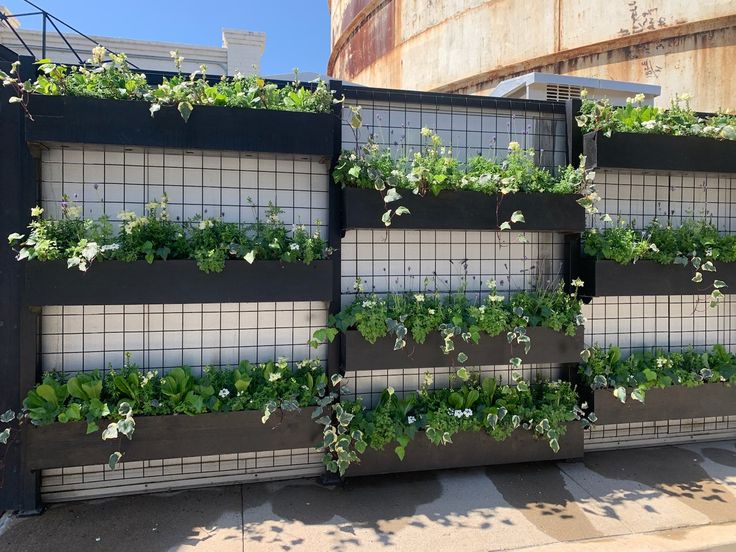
[[25, 95, 335, 156], [24, 259, 334, 306], [342, 327, 585, 371], [592, 385, 736, 425], [583, 131, 736, 173], [574, 257, 735, 297], [341, 187, 585, 231], [25, 407, 322, 471], [348, 423, 584, 477]]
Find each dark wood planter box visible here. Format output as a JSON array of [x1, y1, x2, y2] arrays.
[[341, 187, 584, 232], [583, 131, 736, 173], [591, 385, 736, 425], [25, 95, 335, 155], [348, 423, 583, 477], [25, 407, 322, 471], [24, 259, 334, 305], [573, 257, 735, 297], [341, 327, 584, 371]]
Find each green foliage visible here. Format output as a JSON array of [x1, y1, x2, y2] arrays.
[[579, 344, 736, 403], [22, 356, 329, 428], [8, 197, 331, 273], [1, 49, 335, 120], [320, 373, 590, 475], [583, 219, 736, 265], [576, 93, 736, 140], [332, 282, 584, 352]]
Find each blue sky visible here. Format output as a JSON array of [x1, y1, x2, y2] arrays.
[[2, 0, 331, 74]]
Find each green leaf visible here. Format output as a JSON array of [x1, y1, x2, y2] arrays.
[[613, 386, 627, 403], [510, 211, 525, 223], [394, 446, 406, 461], [108, 451, 123, 470], [348, 166, 361, 179], [35, 384, 59, 406], [177, 101, 193, 122]]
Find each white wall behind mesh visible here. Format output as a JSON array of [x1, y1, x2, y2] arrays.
[[37, 143, 330, 501]]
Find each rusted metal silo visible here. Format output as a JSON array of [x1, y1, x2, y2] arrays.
[[328, 0, 736, 111]]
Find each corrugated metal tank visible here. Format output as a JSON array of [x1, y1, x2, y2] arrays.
[[328, 0, 736, 111]]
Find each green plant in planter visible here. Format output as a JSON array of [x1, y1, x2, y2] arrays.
[[0, 48, 336, 120], [319, 370, 593, 475], [576, 92, 736, 140], [334, 115, 595, 227], [579, 344, 736, 404], [8, 197, 331, 273], [582, 218, 732, 306]]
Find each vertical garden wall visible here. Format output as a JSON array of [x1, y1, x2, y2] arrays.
[[1, 48, 735, 512]]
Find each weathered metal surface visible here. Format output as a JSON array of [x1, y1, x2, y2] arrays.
[[328, 0, 736, 112]]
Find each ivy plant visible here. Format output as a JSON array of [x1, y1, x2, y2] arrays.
[[579, 344, 736, 404], [319, 370, 594, 475], [8, 196, 331, 273], [0, 48, 336, 121], [576, 92, 736, 140]]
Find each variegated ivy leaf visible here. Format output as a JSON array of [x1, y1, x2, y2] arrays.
[[630, 388, 645, 403], [384, 188, 402, 204], [600, 213, 613, 223], [101, 423, 119, 440], [457, 352, 468, 364], [497, 407, 508, 421], [613, 386, 627, 403], [394, 206, 410, 216], [487, 413, 498, 429], [394, 338, 406, 350], [509, 357, 522, 368], [549, 438, 560, 453], [714, 280, 727, 289], [0, 428, 10, 445], [381, 210, 392, 226], [0, 409, 14, 423], [456, 367, 470, 381], [499, 221, 512, 231], [511, 414, 521, 428], [692, 271, 703, 283], [177, 101, 193, 123], [330, 373, 343, 386], [510, 211, 525, 223], [517, 234, 528, 244], [244, 250, 256, 264], [109, 451, 123, 470], [702, 261, 716, 272]]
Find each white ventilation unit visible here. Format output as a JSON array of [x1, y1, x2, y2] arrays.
[[491, 72, 660, 106]]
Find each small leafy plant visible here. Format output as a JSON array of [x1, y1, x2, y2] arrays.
[[0, 48, 336, 121], [576, 92, 736, 140], [582, 218, 731, 305], [8, 355, 330, 469], [579, 344, 736, 404], [319, 370, 594, 475], [8, 197, 331, 273]]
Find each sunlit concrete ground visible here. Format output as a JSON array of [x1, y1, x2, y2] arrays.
[[2, 440, 736, 551]]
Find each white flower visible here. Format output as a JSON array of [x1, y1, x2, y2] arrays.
[[268, 372, 282, 382], [453, 409, 464, 418], [362, 300, 376, 309], [428, 309, 436, 315], [407, 416, 416, 424], [289, 243, 300, 251], [508, 141, 521, 152], [218, 388, 230, 399], [642, 120, 657, 130], [198, 219, 214, 230], [478, 305, 487, 314], [463, 408, 473, 418], [414, 293, 425, 303], [101, 243, 120, 252], [634, 93, 646, 103]]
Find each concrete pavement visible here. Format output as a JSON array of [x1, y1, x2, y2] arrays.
[[2, 440, 736, 551]]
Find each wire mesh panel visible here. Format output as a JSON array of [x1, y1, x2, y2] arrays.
[[341, 89, 567, 169], [35, 142, 330, 500], [583, 168, 736, 446], [338, 94, 571, 409]]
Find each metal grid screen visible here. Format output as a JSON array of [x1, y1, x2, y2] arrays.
[[37, 143, 330, 501], [583, 169, 736, 448]]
